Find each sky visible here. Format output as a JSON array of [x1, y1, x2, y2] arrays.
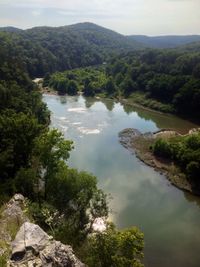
[[0, 0, 199, 35]]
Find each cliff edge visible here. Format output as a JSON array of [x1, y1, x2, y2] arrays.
[[0, 194, 85, 267]]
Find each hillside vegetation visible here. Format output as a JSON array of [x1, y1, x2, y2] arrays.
[[0, 23, 145, 267], [45, 45, 200, 120], [0, 23, 143, 78], [153, 131, 200, 191]]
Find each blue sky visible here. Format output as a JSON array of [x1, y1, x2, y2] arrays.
[[0, 0, 199, 35]]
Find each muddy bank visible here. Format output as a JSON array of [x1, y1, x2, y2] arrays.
[[119, 128, 200, 196]]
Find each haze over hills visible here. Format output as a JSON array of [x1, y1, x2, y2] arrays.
[[128, 35, 200, 48]]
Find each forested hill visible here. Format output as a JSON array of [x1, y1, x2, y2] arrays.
[[45, 44, 200, 121], [0, 22, 143, 77], [128, 35, 200, 48], [0, 22, 145, 266]]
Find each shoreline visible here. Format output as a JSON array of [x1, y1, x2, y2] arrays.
[[40, 85, 200, 194], [119, 128, 200, 197], [41, 89, 199, 125]]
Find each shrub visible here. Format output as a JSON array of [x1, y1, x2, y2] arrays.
[[153, 139, 172, 158]]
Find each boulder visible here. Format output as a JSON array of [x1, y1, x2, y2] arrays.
[[3, 194, 27, 220], [9, 222, 86, 267]]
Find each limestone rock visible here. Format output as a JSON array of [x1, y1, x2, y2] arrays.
[[11, 222, 50, 261], [0, 194, 28, 254], [3, 194, 27, 220], [9, 222, 86, 267]]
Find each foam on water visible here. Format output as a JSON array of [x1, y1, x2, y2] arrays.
[[68, 108, 86, 113], [72, 122, 82, 125], [77, 127, 101, 135]]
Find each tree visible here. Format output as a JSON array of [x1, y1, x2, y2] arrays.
[[67, 80, 78, 95], [121, 76, 138, 97], [0, 111, 41, 182], [105, 78, 116, 95], [186, 161, 200, 184], [33, 129, 73, 200], [85, 224, 144, 267], [153, 138, 172, 158], [83, 81, 95, 97], [45, 163, 108, 245], [57, 78, 69, 94], [14, 167, 37, 199]]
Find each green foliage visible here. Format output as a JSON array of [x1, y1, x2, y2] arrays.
[[46, 46, 200, 120], [0, 25, 146, 265], [84, 225, 144, 267], [153, 139, 172, 158], [0, 111, 42, 184], [186, 161, 200, 182], [0, 254, 7, 267], [33, 129, 73, 199], [153, 133, 200, 187], [106, 49, 200, 118], [0, 23, 143, 78], [48, 66, 108, 96], [67, 80, 78, 95], [46, 163, 108, 245], [186, 134, 200, 150], [13, 168, 37, 199], [104, 77, 116, 96]]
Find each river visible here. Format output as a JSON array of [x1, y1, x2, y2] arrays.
[[43, 94, 200, 267]]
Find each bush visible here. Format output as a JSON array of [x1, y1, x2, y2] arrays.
[[186, 161, 200, 185], [83, 224, 144, 267], [153, 139, 172, 158]]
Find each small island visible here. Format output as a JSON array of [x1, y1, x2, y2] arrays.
[[119, 128, 200, 196]]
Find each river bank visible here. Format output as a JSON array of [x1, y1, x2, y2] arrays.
[[35, 77, 198, 126], [119, 128, 200, 196], [43, 93, 200, 267]]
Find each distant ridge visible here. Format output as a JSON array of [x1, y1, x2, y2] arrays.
[[0, 22, 200, 48], [128, 35, 200, 48], [0, 22, 144, 77], [0, 22, 200, 78], [0, 26, 22, 32]]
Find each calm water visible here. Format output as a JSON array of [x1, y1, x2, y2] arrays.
[[43, 94, 200, 267]]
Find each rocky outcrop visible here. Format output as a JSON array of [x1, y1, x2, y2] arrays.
[[189, 128, 200, 135], [9, 222, 85, 267], [0, 194, 86, 266], [0, 194, 28, 259], [119, 128, 142, 151], [2, 194, 28, 222]]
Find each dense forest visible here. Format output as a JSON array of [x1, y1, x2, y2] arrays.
[[1, 22, 200, 78], [0, 23, 145, 266], [45, 45, 200, 120], [106, 48, 200, 119], [0, 23, 143, 78]]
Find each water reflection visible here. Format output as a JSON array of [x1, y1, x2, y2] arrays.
[[84, 97, 97, 109], [43, 94, 200, 267], [84, 95, 198, 134]]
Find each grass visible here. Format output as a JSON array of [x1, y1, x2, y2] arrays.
[[127, 91, 174, 113], [6, 218, 21, 240], [0, 199, 28, 266], [0, 254, 7, 267]]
